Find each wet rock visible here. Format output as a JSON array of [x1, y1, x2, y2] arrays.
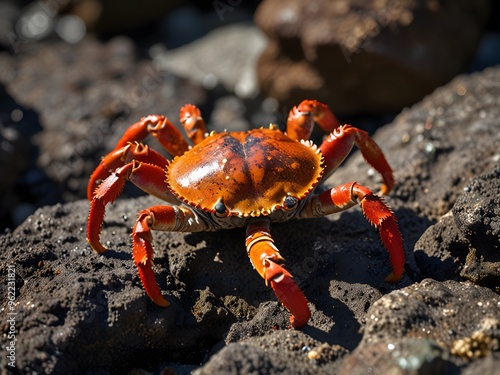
[[255, 0, 490, 114], [332, 66, 500, 222], [414, 212, 468, 282], [362, 279, 499, 346], [0, 83, 59, 228], [8, 0, 181, 42], [0, 187, 410, 374], [415, 166, 500, 291], [453, 166, 500, 255], [0, 198, 225, 374], [462, 352, 500, 375]]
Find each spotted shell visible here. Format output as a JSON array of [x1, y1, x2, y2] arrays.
[[167, 127, 323, 217]]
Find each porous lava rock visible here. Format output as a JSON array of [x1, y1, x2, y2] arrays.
[[1, 60, 499, 375]]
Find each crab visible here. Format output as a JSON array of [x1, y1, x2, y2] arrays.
[[87, 99, 404, 328]]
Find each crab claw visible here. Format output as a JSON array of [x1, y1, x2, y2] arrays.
[[286, 99, 340, 141], [246, 221, 311, 328], [180, 104, 207, 145]]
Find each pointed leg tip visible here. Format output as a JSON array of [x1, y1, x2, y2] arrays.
[[290, 310, 311, 328], [379, 184, 390, 196], [270, 274, 312, 328], [87, 239, 107, 254], [153, 295, 170, 307], [384, 271, 403, 283]]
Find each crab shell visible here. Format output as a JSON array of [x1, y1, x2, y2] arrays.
[[167, 127, 324, 218]]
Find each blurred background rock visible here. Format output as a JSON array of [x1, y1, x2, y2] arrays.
[[0, 0, 499, 231]]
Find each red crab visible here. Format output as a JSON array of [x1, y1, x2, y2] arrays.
[[87, 99, 404, 328]]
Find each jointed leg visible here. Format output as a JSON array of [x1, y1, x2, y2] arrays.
[[300, 181, 404, 282], [87, 160, 181, 253], [180, 104, 207, 145], [132, 205, 209, 306], [320, 126, 395, 194], [286, 99, 394, 195], [87, 114, 189, 199], [114, 114, 190, 155], [246, 220, 311, 328], [88, 142, 170, 199]]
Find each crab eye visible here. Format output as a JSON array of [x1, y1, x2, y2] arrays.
[[214, 201, 229, 218], [284, 195, 298, 209]]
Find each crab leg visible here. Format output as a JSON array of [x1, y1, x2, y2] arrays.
[[246, 220, 311, 328], [87, 115, 189, 199], [132, 205, 209, 307], [286, 99, 340, 141], [114, 114, 190, 155], [286, 100, 394, 195], [320, 125, 395, 195], [87, 160, 180, 253], [88, 142, 171, 199], [300, 182, 404, 282], [180, 104, 207, 145]]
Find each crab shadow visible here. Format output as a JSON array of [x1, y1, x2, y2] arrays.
[[178, 205, 429, 349]]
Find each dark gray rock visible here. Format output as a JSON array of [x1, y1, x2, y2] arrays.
[[415, 166, 500, 290], [0, 35, 206, 206], [361, 279, 499, 346], [333, 66, 500, 222], [414, 212, 468, 281], [453, 166, 500, 256], [154, 24, 267, 100], [194, 330, 349, 375], [339, 339, 458, 375], [0, 192, 412, 374], [1, 36, 500, 375], [338, 279, 500, 374]]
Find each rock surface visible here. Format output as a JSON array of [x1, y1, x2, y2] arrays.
[[1, 56, 499, 374], [153, 23, 268, 99], [255, 0, 491, 114], [0, 36, 206, 227], [1, 4, 499, 372], [415, 166, 500, 291]]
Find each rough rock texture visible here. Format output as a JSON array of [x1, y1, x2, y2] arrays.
[[255, 0, 491, 114], [1, 61, 500, 374], [326, 279, 499, 374], [0, 36, 206, 201], [415, 166, 500, 290], [0, 36, 206, 227], [1, 9, 500, 371], [332, 67, 500, 221]]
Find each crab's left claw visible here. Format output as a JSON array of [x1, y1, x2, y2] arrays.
[[246, 221, 311, 328]]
